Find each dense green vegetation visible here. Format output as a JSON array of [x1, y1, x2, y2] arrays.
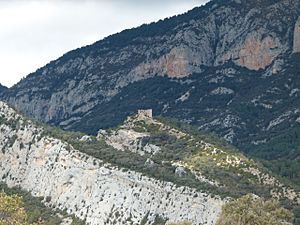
[[0, 192, 35, 225], [0, 183, 85, 225], [0, 84, 7, 95], [216, 194, 293, 225], [0, 183, 61, 225], [250, 125, 300, 188]]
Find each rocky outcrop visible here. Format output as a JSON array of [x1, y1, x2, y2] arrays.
[[131, 46, 203, 78], [222, 32, 282, 70], [97, 114, 163, 156], [3, 0, 300, 130], [0, 102, 224, 225], [293, 17, 300, 53], [98, 128, 153, 155]]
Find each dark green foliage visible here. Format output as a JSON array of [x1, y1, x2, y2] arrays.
[[0, 84, 7, 95], [71, 217, 86, 225], [238, 54, 300, 183], [153, 215, 167, 225], [140, 212, 150, 225], [0, 83, 7, 91], [216, 194, 294, 225], [0, 182, 62, 224], [0, 183, 85, 225]]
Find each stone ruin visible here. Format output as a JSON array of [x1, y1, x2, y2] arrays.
[[137, 109, 153, 118]]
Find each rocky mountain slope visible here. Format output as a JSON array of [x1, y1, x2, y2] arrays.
[[0, 102, 224, 225], [0, 83, 7, 94], [0, 102, 299, 224], [2, 0, 299, 129], [1, 0, 300, 210]]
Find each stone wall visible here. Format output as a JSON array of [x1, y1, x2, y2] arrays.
[[137, 109, 153, 118]]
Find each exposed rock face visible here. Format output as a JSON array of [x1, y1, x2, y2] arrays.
[[222, 32, 282, 70], [0, 102, 224, 225], [2, 0, 300, 130], [293, 16, 300, 53], [1, 1, 300, 194], [99, 128, 151, 155], [131, 46, 203, 78], [97, 114, 164, 156], [1, 102, 300, 223], [0, 84, 7, 94]]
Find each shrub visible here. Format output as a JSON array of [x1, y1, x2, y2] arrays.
[[0, 192, 33, 225], [216, 194, 294, 225]]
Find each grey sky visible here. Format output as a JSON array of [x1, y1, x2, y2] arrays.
[[0, 0, 209, 87]]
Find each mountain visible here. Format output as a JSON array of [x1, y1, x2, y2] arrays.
[[0, 101, 221, 225], [0, 83, 7, 94], [1, 0, 300, 190], [0, 102, 298, 224]]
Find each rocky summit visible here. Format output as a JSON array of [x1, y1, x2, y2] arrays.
[[2, 0, 299, 131]]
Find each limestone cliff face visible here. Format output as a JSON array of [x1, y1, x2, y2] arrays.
[[3, 0, 300, 129], [130, 44, 208, 78], [293, 17, 300, 53], [0, 102, 224, 225], [222, 32, 282, 70], [1, 102, 300, 224]]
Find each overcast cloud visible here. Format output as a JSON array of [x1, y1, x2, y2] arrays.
[[0, 0, 208, 87]]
